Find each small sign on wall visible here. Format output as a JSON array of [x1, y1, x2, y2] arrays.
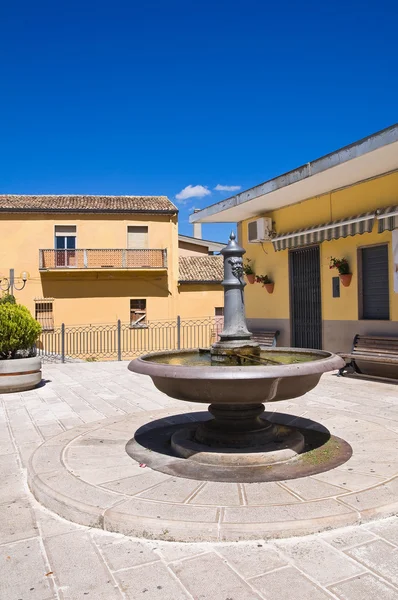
[[393, 230, 398, 293]]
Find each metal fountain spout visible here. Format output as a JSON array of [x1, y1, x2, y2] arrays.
[[210, 232, 261, 364]]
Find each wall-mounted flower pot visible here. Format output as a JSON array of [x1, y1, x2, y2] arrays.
[[246, 274, 256, 284], [264, 283, 274, 294], [340, 273, 352, 287]]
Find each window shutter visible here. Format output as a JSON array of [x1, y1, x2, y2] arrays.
[[361, 245, 389, 320], [127, 226, 148, 249]]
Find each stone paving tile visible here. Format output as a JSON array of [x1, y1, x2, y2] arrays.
[[114, 561, 192, 599], [170, 552, 263, 599], [281, 477, 346, 500], [102, 470, 172, 494], [243, 481, 301, 505], [155, 542, 210, 563], [365, 516, 398, 546], [44, 530, 123, 599], [321, 526, 378, 549], [312, 468, 384, 492], [91, 531, 160, 571], [216, 543, 288, 579], [188, 482, 242, 506], [340, 477, 398, 513], [250, 565, 334, 600], [137, 477, 203, 503], [0, 454, 26, 503], [0, 498, 38, 544], [346, 540, 398, 587], [0, 538, 55, 600], [0, 427, 15, 456], [329, 572, 398, 600], [276, 538, 365, 586]]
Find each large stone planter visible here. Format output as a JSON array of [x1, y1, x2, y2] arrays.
[[0, 356, 42, 393]]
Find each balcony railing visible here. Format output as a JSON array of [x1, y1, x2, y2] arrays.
[[39, 249, 168, 270]]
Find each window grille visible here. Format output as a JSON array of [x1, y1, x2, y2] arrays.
[[35, 301, 54, 331]]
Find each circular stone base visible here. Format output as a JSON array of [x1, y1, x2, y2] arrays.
[[29, 408, 396, 544], [171, 424, 305, 466]]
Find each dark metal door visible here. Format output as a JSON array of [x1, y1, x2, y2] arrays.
[[289, 246, 322, 349]]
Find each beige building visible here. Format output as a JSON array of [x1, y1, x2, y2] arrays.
[[0, 194, 223, 328]]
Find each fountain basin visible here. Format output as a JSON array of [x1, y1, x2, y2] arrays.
[[128, 347, 344, 406]]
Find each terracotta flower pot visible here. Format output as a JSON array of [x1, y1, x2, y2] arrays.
[[264, 283, 274, 294], [246, 274, 256, 284], [340, 273, 352, 287]]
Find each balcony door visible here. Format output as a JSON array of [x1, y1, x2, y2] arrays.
[[55, 226, 76, 267]]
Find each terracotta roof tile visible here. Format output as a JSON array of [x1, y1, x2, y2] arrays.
[[179, 255, 223, 283], [0, 195, 177, 213]]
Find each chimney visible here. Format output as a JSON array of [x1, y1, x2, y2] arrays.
[[193, 209, 202, 239]]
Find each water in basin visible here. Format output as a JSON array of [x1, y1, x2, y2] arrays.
[[145, 349, 324, 367]]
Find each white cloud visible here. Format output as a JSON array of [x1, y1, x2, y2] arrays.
[[214, 184, 241, 192], [175, 185, 211, 203]]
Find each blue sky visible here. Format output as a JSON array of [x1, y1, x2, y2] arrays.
[[1, 1, 397, 242]]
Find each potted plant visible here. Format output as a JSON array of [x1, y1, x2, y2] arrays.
[[329, 257, 352, 287], [255, 274, 274, 293], [243, 259, 256, 284], [0, 299, 42, 393]]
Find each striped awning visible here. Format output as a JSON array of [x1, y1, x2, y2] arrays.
[[272, 212, 375, 252], [377, 206, 398, 233]]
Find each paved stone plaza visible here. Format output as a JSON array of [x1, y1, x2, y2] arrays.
[[2, 362, 398, 599]]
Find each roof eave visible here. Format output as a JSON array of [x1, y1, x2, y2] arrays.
[[179, 280, 223, 284], [190, 123, 398, 224], [0, 208, 178, 215]]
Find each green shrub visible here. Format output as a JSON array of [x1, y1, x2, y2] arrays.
[[0, 303, 42, 359], [0, 293, 16, 305]]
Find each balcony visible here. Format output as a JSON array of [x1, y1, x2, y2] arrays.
[[39, 249, 168, 271]]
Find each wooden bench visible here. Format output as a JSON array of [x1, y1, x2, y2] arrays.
[[338, 335, 398, 380]]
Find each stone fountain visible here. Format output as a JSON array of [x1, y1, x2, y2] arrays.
[[129, 233, 344, 471], [27, 234, 352, 543]]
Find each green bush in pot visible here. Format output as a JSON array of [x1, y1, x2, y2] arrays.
[[0, 303, 42, 360]]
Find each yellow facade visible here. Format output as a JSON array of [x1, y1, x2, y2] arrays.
[[240, 171, 398, 351], [0, 211, 223, 325], [177, 284, 223, 318]]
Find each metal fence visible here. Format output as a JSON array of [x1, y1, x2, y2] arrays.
[[35, 316, 224, 362]]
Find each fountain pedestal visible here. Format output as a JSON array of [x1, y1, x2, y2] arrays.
[[170, 411, 305, 467]]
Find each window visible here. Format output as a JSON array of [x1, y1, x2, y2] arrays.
[[127, 226, 148, 249], [130, 299, 147, 326], [35, 301, 54, 331], [55, 226, 76, 267], [215, 307, 224, 316], [360, 244, 390, 320]]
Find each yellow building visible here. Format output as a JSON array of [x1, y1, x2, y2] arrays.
[[0, 195, 223, 328], [191, 124, 398, 353]]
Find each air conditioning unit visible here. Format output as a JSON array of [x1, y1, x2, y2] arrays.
[[247, 217, 273, 243]]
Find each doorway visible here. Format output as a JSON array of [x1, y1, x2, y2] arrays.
[[289, 245, 322, 349]]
